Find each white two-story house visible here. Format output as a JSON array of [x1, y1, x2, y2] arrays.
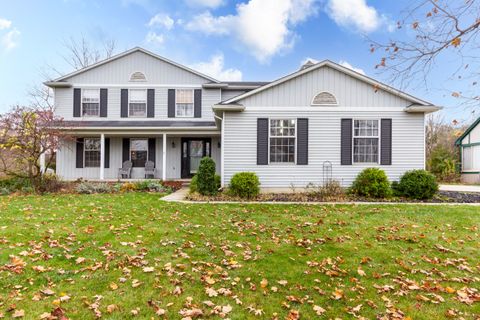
[[46, 47, 440, 189]]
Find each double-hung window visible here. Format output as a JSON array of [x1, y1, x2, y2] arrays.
[[84, 138, 101, 167], [353, 119, 379, 163], [82, 89, 100, 117], [269, 119, 296, 163], [130, 139, 148, 167], [176, 89, 194, 117], [129, 89, 147, 117]]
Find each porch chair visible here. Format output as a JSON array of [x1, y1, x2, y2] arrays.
[[144, 161, 156, 179], [118, 161, 133, 179]]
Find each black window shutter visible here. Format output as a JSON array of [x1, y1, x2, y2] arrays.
[[257, 118, 269, 165], [73, 88, 81, 117], [297, 118, 309, 165], [341, 119, 353, 165], [148, 138, 156, 167], [121, 89, 128, 118], [104, 138, 110, 168], [168, 89, 175, 118], [76, 138, 84, 168], [380, 118, 392, 165], [147, 89, 155, 118], [100, 88, 108, 117], [122, 138, 130, 163], [194, 89, 202, 118]]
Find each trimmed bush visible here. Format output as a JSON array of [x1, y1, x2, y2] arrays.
[[197, 157, 218, 195], [76, 182, 112, 194], [134, 180, 167, 192], [38, 174, 64, 194], [229, 172, 260, 199], [350, 168, 392, 198], [190, 174, 221, 194], [396, 169, 438, 200]]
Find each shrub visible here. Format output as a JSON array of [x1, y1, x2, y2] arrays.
[[37, 174, 65, 194], [120, 182, 137, 192], [134, 180, 167, 192], [396, 170, 438, 200], [190, 174, 221, 194], [350, 168, 392, 198], [75, 182, 112, 194], [308, 180, 345, 200], [229, 172, 260, 199], [0, 187, 10, 195], [162, 180, 183, 191], [0, 177, 32, 193], [197, 157, 218, 195], [428, 147, 459, 181]]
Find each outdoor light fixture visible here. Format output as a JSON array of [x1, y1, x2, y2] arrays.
[[218, 141, 221, 148], [172, 141, 176, 148]]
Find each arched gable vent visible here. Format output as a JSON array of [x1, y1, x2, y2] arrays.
[[311, 91, 338, 105], [130, 72, 147, 82]]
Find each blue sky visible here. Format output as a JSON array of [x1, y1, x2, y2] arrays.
[[0, 0, 476, 122]]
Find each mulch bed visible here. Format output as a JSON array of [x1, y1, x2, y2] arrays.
[[187, 190, 480, 203]]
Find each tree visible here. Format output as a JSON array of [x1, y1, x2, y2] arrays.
[[370, 0, 480, 108], [0, 105, 71, 189]]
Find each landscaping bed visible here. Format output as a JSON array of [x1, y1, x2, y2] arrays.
[[187, 190, 480, 203]]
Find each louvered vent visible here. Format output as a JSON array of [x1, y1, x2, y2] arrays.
[[312, 92, 337, 105], [130, 72, 147, 82]]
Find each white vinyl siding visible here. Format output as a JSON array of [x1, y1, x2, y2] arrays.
[[237, 66, 412, 108], [56, 136, 221, 180], [63, 50, 210, 84], [54, 87, 220, 121], [462, 146, 480, 172], [223, 109, 424, 188]]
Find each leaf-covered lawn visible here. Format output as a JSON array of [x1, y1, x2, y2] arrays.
[[0, 194, 479, 319]]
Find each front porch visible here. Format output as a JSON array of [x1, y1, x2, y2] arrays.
[[56, 131, 221, 181]]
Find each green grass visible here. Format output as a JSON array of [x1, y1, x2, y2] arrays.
[[0, 193, 479, 319]]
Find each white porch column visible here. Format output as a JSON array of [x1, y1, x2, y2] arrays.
[[162, 133, 167, 181], [100, 133, 105, 180], [39, 152, 46, 175]]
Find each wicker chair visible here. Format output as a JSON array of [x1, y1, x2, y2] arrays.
[[144, 161, 156, 179], [118, 161, 133, 179]]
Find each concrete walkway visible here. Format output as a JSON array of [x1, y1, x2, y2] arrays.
[[161, 187, 189, 201], [440, 184, 480, 193]]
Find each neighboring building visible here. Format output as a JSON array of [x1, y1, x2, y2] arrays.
[[46, 47, 441, 189], [456, 117, 480, 184]]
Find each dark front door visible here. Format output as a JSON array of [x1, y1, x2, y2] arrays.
[[181, 138, 212, 178]]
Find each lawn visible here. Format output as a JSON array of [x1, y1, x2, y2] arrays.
[[0, 194, 479, 319]]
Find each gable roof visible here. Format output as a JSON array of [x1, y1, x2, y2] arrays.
[[48, 47, 220, 84], [455, 117, 480, 145], [221, 60, 434, 106]]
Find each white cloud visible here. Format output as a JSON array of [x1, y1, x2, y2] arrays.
[[2, 28, 20, 50], [145, 31, 165, 45], [0, 18, 12, 30], [185, 11, 232, 35], [326, 0, 381, 33], [190, 53, 242, 81], [186, 0, 224, 8], [185, 0, 319, 62], [339, 60, 365, 75], [148, 13, 174, 30]]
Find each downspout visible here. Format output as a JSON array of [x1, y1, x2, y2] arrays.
[[214, 113, 225, 188]]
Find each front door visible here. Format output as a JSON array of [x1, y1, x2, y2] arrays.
[[181, 138, 212, 178]]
